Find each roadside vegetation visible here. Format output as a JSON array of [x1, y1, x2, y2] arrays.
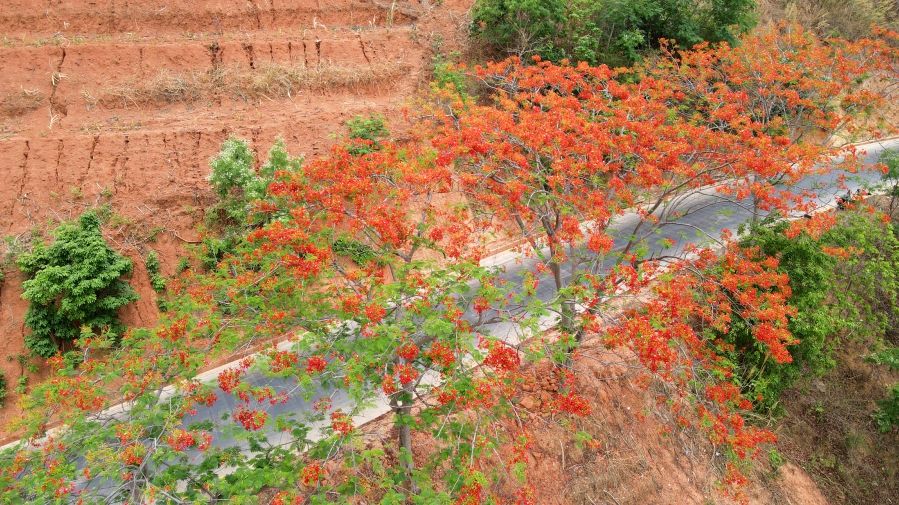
[[0, 2, 896, 504], [741, 208, 899, 503], [471, 0, 756, 65], [16, 211, 137, 358]]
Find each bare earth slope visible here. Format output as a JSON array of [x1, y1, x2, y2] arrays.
[[0, 0, 471, 428], [0, 4, 839, 503]]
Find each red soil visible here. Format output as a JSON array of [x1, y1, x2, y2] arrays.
[[346, 340, 832, 505], [0, 4, 834, 503], [0, 0, 472, 433]]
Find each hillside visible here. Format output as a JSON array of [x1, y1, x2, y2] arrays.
[[0, 0, 471, 429], [0, 2, 896, 504]]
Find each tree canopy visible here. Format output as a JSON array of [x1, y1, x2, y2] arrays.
[[0, 24, 896, 504]]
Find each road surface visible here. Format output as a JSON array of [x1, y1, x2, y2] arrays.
[[12, 138, 899, 499], [177, 138, 899, 455]]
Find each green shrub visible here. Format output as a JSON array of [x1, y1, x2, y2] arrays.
[[471, 0, 756, 66], [824, 213, 899, 338], [871, 347, 899, 432], [333, 237, 380, 265], [874, 384, 899, 432], [870, 346, 899, 370], [720, 212, 899, 413], [200, 236, 237, 271], [17, 211, 138, 357], [208, 137, 302, 232], [208, 138, 256, 225], [718, 218, 837, 412], [470, 0, 567, 60], [209, 138, 255, 200], [346, 114, 390, 156], [145, 250, 166, 293], [0, 373, 7, 406]]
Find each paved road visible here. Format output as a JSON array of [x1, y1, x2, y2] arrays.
[[52, 138, 899, 498], [174, 138, 899, 454]]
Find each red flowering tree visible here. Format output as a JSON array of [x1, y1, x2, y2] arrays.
[[0, 136, 544, 503], [1, 25, 896, 505], [267, 141, 478, 267], [427, 24, 897, 497], [650, 25, 899, 224], [255, 140, 528, 490], [433, 25, 896, 343]]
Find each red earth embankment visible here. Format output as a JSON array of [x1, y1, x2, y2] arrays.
[[0, 0, 473, 432]]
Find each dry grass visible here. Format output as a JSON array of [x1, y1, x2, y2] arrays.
[[775, 336, 899, 504], [0, 88, 45, 116], [95, 61, 412, 108], [757, 0, 899, 39]]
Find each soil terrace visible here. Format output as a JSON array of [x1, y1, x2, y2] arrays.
[[0, 1, 418, 39], [0, 0, 471, 432]]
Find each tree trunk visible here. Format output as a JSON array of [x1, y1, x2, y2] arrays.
[[549, 261, 575, 334], [750, 174, 760, 226], [391, 395, 419, 494]]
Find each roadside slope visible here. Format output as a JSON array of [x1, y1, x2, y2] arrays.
[[0, 0, 473, 432]]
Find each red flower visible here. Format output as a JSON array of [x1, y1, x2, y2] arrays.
[[483, 342, 520, 372], [330, 410, 354, 436], [305, 355, 327, 374], [120, 443, 145, 466], [301, 463, 323, 487], [382, 374, 398, 395], [428, 342, 456, 368], [556, 392, 592, 417], [437, 388, 458, 405], [365, 304, 386, 323], [166, 429, 197, 452], [587, 233, 613, 254], [234, 407, 268, 431], [217, 368, 244, 394], [312, 397, 333, 413], [473, 297, 490, 314], [396, 364, 419, 385], [398, 343, 420, 361], [269, 350, 299, 373]]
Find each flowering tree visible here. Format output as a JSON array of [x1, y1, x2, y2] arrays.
[[651, 25, 899, 223], [433, 24, 897, 340], [0, 138, 545, 503], [427, 23, 897, 497], [1, 25, 896, 505]]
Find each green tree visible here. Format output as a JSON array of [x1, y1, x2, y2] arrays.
[[345, 114, 390, 155], [720, 218, 837, 412], [471, 0, 756, 66], [17, 211, 138, 357], [208, 137, 258, 225], [721, 212, 899, 413], [470, 0, 567, 59], [202, 137, 303, 270]]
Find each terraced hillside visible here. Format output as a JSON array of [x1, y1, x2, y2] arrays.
[[0, 0, 471, 428]]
